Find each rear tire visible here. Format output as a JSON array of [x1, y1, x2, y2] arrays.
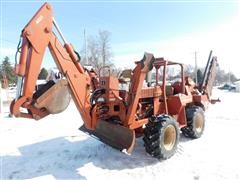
[[143, 115, 180, 159], [181, 106, 205, 138]]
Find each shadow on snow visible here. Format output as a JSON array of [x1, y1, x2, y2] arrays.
[[2, 135, 160, 179]]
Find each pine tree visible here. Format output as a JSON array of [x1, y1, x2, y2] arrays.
[[0, 56, 17, 84]]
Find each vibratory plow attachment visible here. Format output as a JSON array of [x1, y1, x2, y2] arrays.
[[80, 120, 136, 154]]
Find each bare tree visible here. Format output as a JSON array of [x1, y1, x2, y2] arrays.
[[87, 36, 101, 69], [184, 64, 194, 78], [98, 30, 112, 67], [214, 67, 237, 85], [81, 30, 113, 75]]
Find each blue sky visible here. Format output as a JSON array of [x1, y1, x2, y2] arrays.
[[1, 1, 240, 77]]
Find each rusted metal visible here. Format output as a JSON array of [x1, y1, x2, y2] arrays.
[[34, 79, 71, 114], [80, 120, 135, 153]]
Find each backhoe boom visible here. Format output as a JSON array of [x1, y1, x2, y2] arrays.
[[11, 3, 93, 129]]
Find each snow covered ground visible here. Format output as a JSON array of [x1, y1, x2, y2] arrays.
[[1, 89, 240, 180]]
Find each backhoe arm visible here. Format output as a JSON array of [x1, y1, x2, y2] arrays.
[[10, 3, 94, 129]]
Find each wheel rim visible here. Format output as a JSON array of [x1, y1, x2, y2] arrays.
[[163, 125, 176, 151], [195, 113, 204, 133]]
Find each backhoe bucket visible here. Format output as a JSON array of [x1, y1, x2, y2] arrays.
[[80, 120, 135, 153], [34, 79, 71, 114]]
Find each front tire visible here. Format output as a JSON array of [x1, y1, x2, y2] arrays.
[[143, 115, 180, 159], [181, 106, 205, 138]]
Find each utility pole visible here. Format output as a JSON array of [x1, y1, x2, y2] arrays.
[[194, 51, 198, 85], [84, 29, 88, 65]]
